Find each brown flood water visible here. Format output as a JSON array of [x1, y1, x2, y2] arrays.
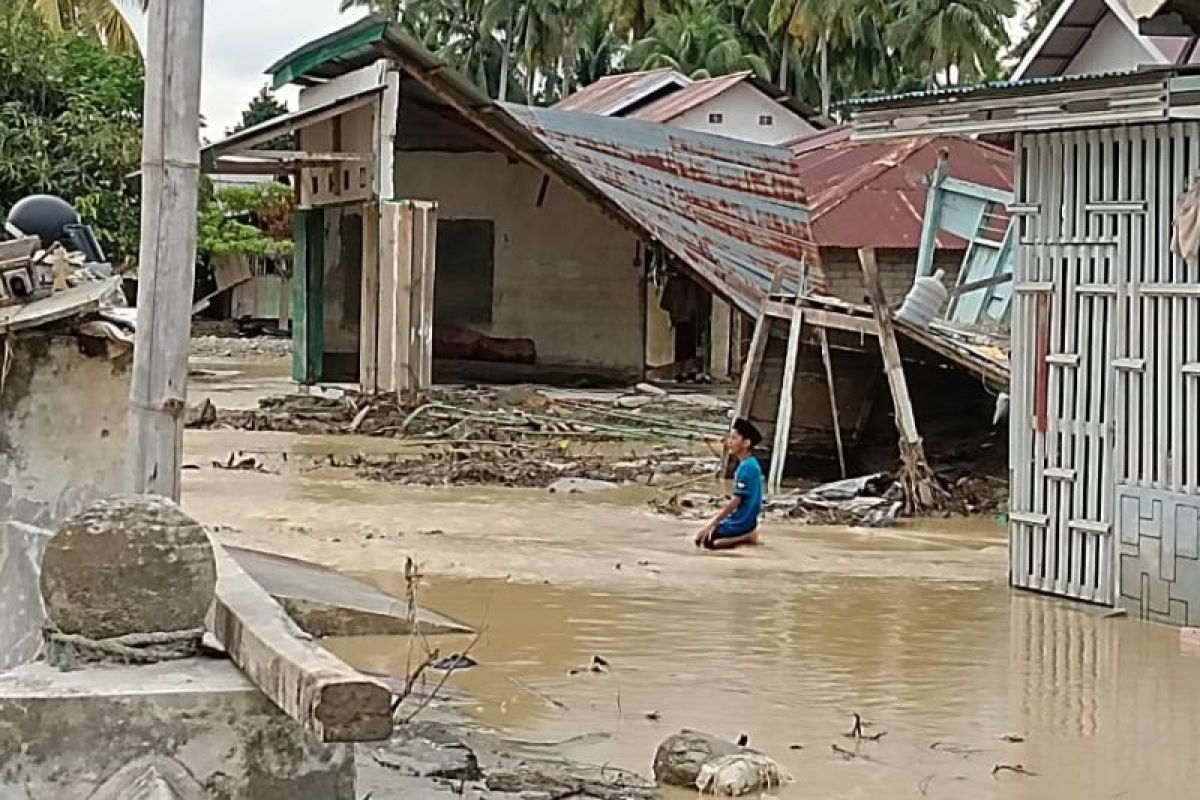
[[182, 422, 1200, 800]]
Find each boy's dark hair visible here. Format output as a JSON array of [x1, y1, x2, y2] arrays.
[[732, 418, 763, 447]]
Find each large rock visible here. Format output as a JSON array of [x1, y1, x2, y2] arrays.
[[653, 730, 744, 787], [40, 495, 216, 639]]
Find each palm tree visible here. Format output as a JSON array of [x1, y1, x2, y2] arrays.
[[484, 0, 571, 100], [572, 9, 625, 89], [629, 0, 769, 80], [24, 0, 148, 54], [604, 0, 669, 42], [768, 0, 866, 117], [889, 0, 1014, 87]]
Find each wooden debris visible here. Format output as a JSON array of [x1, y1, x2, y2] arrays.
[[858, 247, 947, 514], [207, 545, 392, 742], [992, 763, 1039, 778]]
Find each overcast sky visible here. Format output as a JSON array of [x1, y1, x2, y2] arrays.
[[127, 1, 366, 140]]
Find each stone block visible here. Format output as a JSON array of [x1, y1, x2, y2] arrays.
[[40, 495, 216, 639], [0, 658, 354, 799]]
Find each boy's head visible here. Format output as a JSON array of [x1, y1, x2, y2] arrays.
[[727, 418, 763, 457]]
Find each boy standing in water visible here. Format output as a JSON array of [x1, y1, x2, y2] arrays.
[[696, 419, 764, 550]]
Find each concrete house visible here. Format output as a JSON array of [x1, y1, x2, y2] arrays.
[[852, 66, 1200, 626], [1016, 0, 1200, 79], [204, 16, 819, 389], [555, 68, 823, 146]]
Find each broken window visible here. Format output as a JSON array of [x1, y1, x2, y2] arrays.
[[435, 219, 495, 326]]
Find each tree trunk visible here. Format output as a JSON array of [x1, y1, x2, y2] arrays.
[[498, 12, 512, 101], [819, 33, 831, 118], [777, 35, 789, 92]]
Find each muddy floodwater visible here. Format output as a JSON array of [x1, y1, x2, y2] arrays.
[[183, 362, 1200, 799]]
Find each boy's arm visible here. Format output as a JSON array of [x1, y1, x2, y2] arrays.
[[701, 495, 742, 536]]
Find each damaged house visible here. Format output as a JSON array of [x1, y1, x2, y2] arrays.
[[202, 15, 1015, 391], [204, 15, 820, 389], [850, 64, 1200, 625]]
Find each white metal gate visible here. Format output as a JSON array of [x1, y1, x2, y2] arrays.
[[1010, 122, 1200, 606]]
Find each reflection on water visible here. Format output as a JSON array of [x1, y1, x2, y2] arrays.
[[329, 575, 1200, 800]]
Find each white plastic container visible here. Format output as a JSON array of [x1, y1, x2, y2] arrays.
[[896, 269, 948, 329]]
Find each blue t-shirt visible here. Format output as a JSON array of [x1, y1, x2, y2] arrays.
[[720, 456, 763, 535]]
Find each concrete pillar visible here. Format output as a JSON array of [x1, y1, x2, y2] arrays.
[[645, 282, 675, 371], [709, 297, 732, 380]]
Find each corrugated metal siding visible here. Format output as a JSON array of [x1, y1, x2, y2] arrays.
[[629, 72, 751, 123], [786, 127, 1013, 250], [554, 69, 687, 115], [507, 105, 822, 313]]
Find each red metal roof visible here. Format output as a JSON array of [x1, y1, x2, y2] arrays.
[[785, 126, 1013, 250], [553, 69, 689, 115], [629, 72, 752, 123]]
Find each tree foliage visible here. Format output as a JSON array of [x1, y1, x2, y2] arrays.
[[340, 0, 1038, 112], [18, 0, 148, 55], [0, 4, 143, 263], [197, 181, 295, 261], [228, 85, 293, 151]]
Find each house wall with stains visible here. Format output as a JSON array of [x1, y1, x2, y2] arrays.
[[820, 248, 964, 307], [0, 333, 130, 529], [393, 150, 645, 374]]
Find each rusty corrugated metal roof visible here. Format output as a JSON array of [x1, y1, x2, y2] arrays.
[[786, 126, 1013, 250], [506, 105, 823, 312], [553, 69, 690, 115], [629, 72, 752, 123]]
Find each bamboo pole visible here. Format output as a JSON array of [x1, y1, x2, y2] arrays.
[[129, 0, 205, 499]]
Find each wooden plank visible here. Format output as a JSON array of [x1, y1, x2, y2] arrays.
[[764, 301, 879, 336], [948, 271, 1014, 298], [1130, 126, 1147, 488], [767, 296, 805, 495], [1139, 284, 1200, 296], [291, 209, 324, 384], [1157, 123, 1171, 487], [1045, 467, 1077, 481], [726, 266, 788, 473], [1171, 124, 1187, 493], [0, 278, 120, 334], [1010, 133, 1033, 589], [1068, 519, 1112, 535], [1010, 511, 1050, 527], [414, 201, 438, 389], [818, 328, 847, 479], [376, 202, 399, 392], [359, 201, 380, 394], [208, 545, 392, 743], [1046, 353, 1080, 367], [1015, 281, 1056, 294]]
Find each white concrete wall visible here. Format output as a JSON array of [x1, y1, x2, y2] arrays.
[[1068, 13, 1158, 75], [393, 151, 645, 372], [669, 83, 816, 145], [0, 335, 129, 530]]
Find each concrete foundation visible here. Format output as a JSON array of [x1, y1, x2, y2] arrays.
[[0, 658, 355, 799], [0, 333, 130, 528]]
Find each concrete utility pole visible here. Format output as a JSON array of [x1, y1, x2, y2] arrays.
[[130, 0, 206, 500]]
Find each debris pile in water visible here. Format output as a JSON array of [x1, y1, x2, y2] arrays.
[[191, 384, 731, 441]]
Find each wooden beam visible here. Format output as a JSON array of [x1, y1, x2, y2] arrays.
[[766, 302, 880, 336], [208, 545, 392, 743], [725, 266, 787, 474], [818, 327, 848, 479], [948, 271, 1014, 298], [767, 295, 804, 495], [858, 248, 944, 513]]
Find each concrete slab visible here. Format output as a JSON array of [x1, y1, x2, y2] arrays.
[[0, 658, 355, 799], [0, 522, 51, 669], [227, 545, 472, 637]]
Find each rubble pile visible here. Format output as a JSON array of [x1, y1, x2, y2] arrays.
[[348, 447, 718, 489], [191, 334, 292, 360], [192, 385, 731, 442]]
